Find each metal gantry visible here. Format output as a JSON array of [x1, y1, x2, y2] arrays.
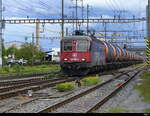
[[2, 18, 146, 24], [1, 17, 146, 49]]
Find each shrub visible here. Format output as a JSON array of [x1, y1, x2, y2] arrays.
[[13, 64, 24, 73], [3, 66, 11, 72], [56, 82, 75, 92], [81, 76, 101, 86]]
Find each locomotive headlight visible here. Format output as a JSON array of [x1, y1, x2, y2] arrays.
[[82, 58, 86, 61], [64, 58, 68, 61]]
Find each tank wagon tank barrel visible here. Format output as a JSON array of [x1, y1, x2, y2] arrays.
[[60, 33, 144, 76]]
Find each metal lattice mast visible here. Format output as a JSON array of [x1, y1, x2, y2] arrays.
[[146, 0, 150, 68], [36, 22, 40, 48], [87, 4, 89, 34], [0, 0, 2, 69], [61, 0, 64, 38]]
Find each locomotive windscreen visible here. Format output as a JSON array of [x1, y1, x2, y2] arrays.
[[77, 40, 90, 52], [63, 40, 72, 51]]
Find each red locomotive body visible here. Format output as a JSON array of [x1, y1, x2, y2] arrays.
[[61, 39, 91, 63], [60, 35, 144, 76]]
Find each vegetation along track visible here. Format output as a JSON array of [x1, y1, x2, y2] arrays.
[[0, 68, 122, 100], [38, 65, 145, 113], [0, 76, 67, 87], [0, 77, 69, 93], [0, 77, 75, 100], [0, 71, 60, 81]]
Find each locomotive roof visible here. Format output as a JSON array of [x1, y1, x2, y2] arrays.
[[63, 36, 92, 41]]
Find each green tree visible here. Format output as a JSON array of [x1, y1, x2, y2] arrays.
[[16, 43, 45, 64], [6, 46, 18, 57], [2, 39, 7, 65]]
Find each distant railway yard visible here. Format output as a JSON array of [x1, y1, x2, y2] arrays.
[[0, 63, 149, 113]]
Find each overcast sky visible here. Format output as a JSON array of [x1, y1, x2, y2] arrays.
[[3, 0, 148, 51]]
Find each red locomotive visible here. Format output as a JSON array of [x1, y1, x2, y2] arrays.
[[60, 32, 144, 76]]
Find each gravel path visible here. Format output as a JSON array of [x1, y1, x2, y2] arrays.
[[97, 71, 150, 113]]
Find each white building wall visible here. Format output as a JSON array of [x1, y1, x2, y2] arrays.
[[5, 41, 24, 49], [51, 48, 60, 62]]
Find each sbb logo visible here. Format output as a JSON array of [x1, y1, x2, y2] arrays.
[[72, 53, 77, 57]]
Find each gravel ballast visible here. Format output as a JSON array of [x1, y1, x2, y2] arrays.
[[1, 65, 146, 113], [97, 71, 150, 113]]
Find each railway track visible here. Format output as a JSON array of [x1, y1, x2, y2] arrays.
[[0, 71, 60, 81], [37, 65, 144, 113], [0, 77, 69, 93], [86, 68, 143, 113], [0, 76, 67, 87], [0, 77, 75, 100], [0, 67, 128, 93]]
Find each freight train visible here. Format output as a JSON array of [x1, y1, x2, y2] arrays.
[[60, 32, 144, 76]]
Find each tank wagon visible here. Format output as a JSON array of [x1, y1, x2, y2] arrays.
[[60, 35, 144, 76]]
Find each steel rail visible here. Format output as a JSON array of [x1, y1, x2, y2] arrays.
[[0, 71, 60, 80], [0, 77, 67, 87], [0, 78, 68, 93], [86, 68, 143, 113], [38, 65, 142, 113], [0, 78, 75, 100]]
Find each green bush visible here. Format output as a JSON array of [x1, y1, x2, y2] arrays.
[[13, 64, 24, 72], [3, 66, 11, 72], [81, 76, 101, 86], [56, 82, 75, 92]]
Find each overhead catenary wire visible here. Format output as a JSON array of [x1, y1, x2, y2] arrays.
[[2, 0, 147, 48]]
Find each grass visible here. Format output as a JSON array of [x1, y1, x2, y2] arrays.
[[135, 71, 150, 103], [56, 82, 75, 92], [144, 109, 150, 113], [0, 64, 60, 77], [97, 107, 130, 113], [45, 72, 66, 78], [132, 63, 145, 68], [81, 76, 101, 86]]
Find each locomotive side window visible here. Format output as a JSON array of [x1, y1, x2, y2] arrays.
[[77, 40, 90, 51], [63, 40, 72, 51]]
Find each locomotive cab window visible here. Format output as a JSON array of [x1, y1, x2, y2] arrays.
[[77, 40, 90, 52], [63, 40, 72, 51]]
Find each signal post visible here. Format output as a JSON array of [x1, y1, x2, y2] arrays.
[[146, 0, 150, 68]]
